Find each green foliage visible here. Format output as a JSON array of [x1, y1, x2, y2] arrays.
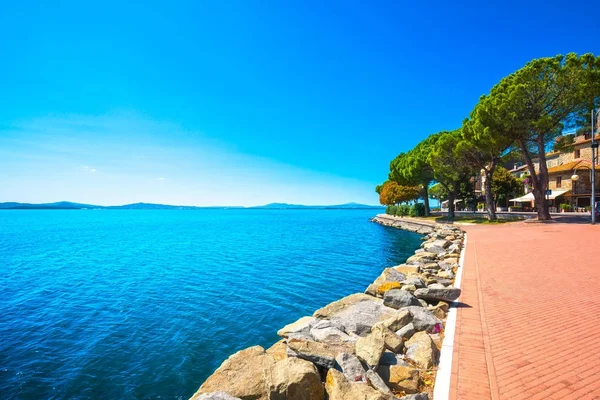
[[560, 203, 573, 211], [409, 203, 426, 217], [428, 183, 447, 201], [381, 53, 600, 221], [385, 204, 410, 217], [491, 167, 523, 203], [399, 204, 410, 216]]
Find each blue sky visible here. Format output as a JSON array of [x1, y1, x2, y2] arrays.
[[1, 1, 599, 206]]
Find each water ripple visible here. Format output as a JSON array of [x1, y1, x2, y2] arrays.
[[0, 209, 421, 399]]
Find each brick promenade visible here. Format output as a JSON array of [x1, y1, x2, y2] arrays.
[[449, 221, 600, 400]]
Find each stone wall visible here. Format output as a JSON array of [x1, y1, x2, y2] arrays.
[[190, 222, 465, 400], [370, 214, 436, 234]]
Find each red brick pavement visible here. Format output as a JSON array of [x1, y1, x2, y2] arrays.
[[449, 221, 600, 400]]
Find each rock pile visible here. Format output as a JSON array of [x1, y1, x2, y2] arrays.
[[190, 223, 464, 400]]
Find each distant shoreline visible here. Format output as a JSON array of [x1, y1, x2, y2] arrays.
[[0, 205, 385, 211]]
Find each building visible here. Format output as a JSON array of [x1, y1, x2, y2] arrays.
[[508, 131, 600, 210]]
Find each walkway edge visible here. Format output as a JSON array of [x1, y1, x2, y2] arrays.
[[433, 233, 467, 400]]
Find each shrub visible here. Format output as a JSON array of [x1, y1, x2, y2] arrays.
[[560, 203, 572, 212], [409, 203, 425, 217], [399, 204, 411, 217]]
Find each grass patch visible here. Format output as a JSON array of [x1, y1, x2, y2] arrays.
[[432, 216, 518, 224]]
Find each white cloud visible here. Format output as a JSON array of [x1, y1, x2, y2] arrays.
[[80, 165, 97, 173], [156, 177, 165, 181]]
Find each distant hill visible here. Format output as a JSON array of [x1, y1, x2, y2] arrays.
[[0, 201, 382, 210], [251, 202, 383, 209], [0, 201, 99, 210]]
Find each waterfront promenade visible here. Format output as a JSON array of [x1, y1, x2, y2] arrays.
[[449, 220, 600, 399]]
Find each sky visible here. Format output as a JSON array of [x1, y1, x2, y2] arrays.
[[1, 1, 599, 206]]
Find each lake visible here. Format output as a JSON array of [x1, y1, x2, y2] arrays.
[[0, 209, 422, 399]]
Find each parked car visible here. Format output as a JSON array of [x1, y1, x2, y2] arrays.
[[596, 201, 600, 218]]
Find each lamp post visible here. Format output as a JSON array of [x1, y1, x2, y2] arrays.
[[572, 107, 598, 224], [592, 108, 598, 224]]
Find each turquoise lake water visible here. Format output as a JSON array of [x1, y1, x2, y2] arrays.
[[0, 209, 422, 399]]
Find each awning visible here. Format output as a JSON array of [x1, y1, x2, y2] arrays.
[[510, 189, 570, 202], [441, 199, 463, 206]]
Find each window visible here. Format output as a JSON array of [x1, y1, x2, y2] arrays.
[[557, 176, 562, 188], [574, 149, 581, 158]]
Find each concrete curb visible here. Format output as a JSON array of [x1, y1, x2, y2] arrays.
[[433, 233, 467, 400]]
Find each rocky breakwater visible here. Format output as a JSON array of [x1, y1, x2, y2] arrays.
[[190, 224, 464, 400]]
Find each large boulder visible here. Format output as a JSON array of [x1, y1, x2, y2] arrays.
[[267, 358, 324, 400], [334, 352, 366, 382], [383, 289, 421, 309], [287, 338, 353, 369], [278, 317, 315, 338], [325, 369, 393, 400], [355, 331, 385, 368], [365, 269, 407, 297], [377, 309, 412, 332], [401, 277, 426, 289], [393, 264, 420, 275], [267, 340, 288, 361], [401, 306, 442, 333], [195, 393, 241, 400], [414, 287, 461, 303], [388, 365, 421, 394], [318, 297, 398, 337], [191, 346, 275, 400], [313, 293, 376, 319], [404, 332, 439, 369]]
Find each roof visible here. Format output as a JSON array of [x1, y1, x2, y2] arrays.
[[547, 160, 600, 174]]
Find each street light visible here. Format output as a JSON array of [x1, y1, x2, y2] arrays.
[[592, 107, 598, 224], [570, 107, 598, 224]]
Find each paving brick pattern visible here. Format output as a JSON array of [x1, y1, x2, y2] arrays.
[[449, 222, 600, 400]]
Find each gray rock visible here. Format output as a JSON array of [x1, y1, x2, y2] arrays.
[[277, 316, 315, 338], [401, 306, 442, 333], [331, 299, 398, 336], [365, 268, 407, 297], [196, 392, 242, 400], [436, 278, 453, 286], [427, 283, 446, 289], [405, 332, 440, 369], [414, 287, 461, 302], [355, 331, 385, 368], [418, 299, 429, 308], [287, 339, 353, 369], [395, 322, 416, 340], [437, 270, 454, 279], [398, 393, 429, 400], [405, 252, 438, 265], [334, 352, 366, 382], [383, 289, 421, 309], [401, 277, 426, 288], [365, 369, 393, 395], [422, 243, 445, 254], [310, 326, 354, 344]]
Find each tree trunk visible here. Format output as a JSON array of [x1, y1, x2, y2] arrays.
[[447, 191, 456, 220], [484, 161, 497, 220], [519, 138, 552, 220], [422, 185, 430, 216]]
